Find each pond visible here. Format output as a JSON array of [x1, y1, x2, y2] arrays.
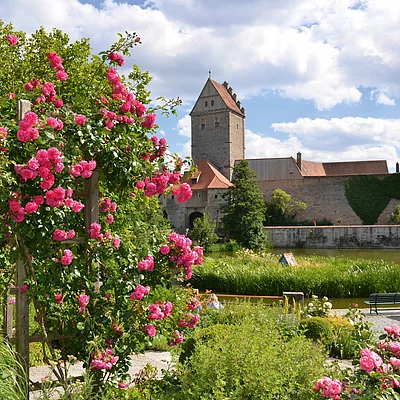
[[270, 248, 400, 265], [211, 248, 400, 309], [215, 294, 369, 310]]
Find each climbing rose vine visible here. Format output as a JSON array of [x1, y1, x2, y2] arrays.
[[0, 22, 199, 390]]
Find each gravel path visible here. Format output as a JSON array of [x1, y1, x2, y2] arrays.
[[29, 351, 172, 399]]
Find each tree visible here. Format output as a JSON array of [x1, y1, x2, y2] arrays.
[[265, 188, 307, 225], [189, 213, 219, 251], [223, 160, 268, 249], [388, 204, 400, 224]]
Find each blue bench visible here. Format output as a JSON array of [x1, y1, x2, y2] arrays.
[[364, 293, 400, 314]]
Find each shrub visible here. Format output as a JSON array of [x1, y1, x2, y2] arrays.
[[389, 204, 400, 224], [188, 213, 219, 251], [299, 316, 333, 343], [302, 295, 333, 318], [175, 319, 327, 399]]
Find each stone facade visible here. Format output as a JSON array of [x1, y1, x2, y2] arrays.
[[265, 225, 400, 248], [259, 176, 398, 225], [191, 79, 245, 181], [162, 78, 398, 233], [160, 188, 226, 232]]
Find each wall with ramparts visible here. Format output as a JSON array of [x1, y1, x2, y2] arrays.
[[265, 225, 400, 248]]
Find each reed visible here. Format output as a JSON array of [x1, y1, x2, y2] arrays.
[[191, 253, 400, 298]]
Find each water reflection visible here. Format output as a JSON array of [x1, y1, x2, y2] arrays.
[[270, 248, 400, 265]]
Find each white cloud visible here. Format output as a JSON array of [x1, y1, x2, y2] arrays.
[[269, 116, 400, 170], [177, 114, 191, 137], [370, 89, 396, 106], [2, 0, 400, 110]]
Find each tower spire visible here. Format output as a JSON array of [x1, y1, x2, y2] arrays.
[[208, 70, 211, 78]]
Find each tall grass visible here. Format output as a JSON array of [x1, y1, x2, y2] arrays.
[[191, 252, 400, 298], [0, 340, 27, 400]]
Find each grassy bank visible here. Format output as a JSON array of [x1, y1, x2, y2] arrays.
[[191, 251, 400, 298]]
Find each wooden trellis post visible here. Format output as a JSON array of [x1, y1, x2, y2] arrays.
[[15, 99, 31, 399], [7, 100, 100, 397]]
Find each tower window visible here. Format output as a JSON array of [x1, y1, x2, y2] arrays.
[[201, 118, 206, 130], [215, 117, 219, 128], [215, 194, 218, 199], [205, 101, 208, 107], [236, 124, 239, 129], [211, 100, 214, 106]]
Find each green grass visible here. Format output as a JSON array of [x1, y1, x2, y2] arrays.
[[0, 339, 27, 400], [191, 252, 400, 298]]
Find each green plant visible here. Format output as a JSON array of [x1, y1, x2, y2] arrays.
[[192, 253, 400, 298], [265, 188, 307, 226], [345, 175, 391, 224], [188, 213, 219, 251], [381, 173, 400, 199], [299, 316, 333, 342], [0, 340, 27, 400], [388, 204, 400, 224], [174, 316, 327, 399], [223, 160, 269, 250], [303, 295, 333, 318], [315, 325, 400, 399]]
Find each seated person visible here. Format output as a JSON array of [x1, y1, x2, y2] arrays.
[[207, 293, 223, 310]]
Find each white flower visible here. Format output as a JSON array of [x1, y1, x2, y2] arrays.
[[324, 302, 332, 309]]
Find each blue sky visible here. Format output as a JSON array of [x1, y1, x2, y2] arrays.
[[2, 0, 400, 170]]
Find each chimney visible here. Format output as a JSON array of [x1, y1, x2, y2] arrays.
[[297, 151, 302, 170], [397, 162, 399, 173], [228, 87, 233, 95], [223, 81, 228, 88], [241, 107, 246, 116], [232, 93, 237, 101], [236, 101, 241, 109]]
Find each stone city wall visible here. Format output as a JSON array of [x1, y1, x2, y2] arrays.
[[265, 225, 400, 248], [258, 175, 398, 225]]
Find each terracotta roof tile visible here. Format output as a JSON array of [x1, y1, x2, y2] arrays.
[[300, 160, 326, 176], [210, 79, 244, 116], [322, 160, 388, 176], [183, 160, 233, 190]]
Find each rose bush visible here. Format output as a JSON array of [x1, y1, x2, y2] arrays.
[[315, 324, 400, 399], [0, 21, 200, 390]]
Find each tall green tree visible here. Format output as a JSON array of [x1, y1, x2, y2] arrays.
[[223, 160, 268, 249], [265, 188, 307, 225], [189, 213, 219, 251]]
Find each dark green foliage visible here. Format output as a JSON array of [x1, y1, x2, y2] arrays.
[[299, 316, 333, 342], [381, 173, 400, 199], [188, 213, 219, 251], [265, 188, 307, 226], [345, 175, 390, 224], [223, 160, 268, 249]]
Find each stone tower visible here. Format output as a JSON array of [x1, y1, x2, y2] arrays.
[[190, 79, 245, 181]]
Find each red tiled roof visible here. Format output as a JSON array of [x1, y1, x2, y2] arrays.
[[322, 160, 388, 176], [183, 160, 233, 190], [301, 160, 326, 176], [300, 159, 388, 177], [210, 79, 244, 116]]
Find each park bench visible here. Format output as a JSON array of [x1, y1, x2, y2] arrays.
[[364, 293, 400, 314]]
